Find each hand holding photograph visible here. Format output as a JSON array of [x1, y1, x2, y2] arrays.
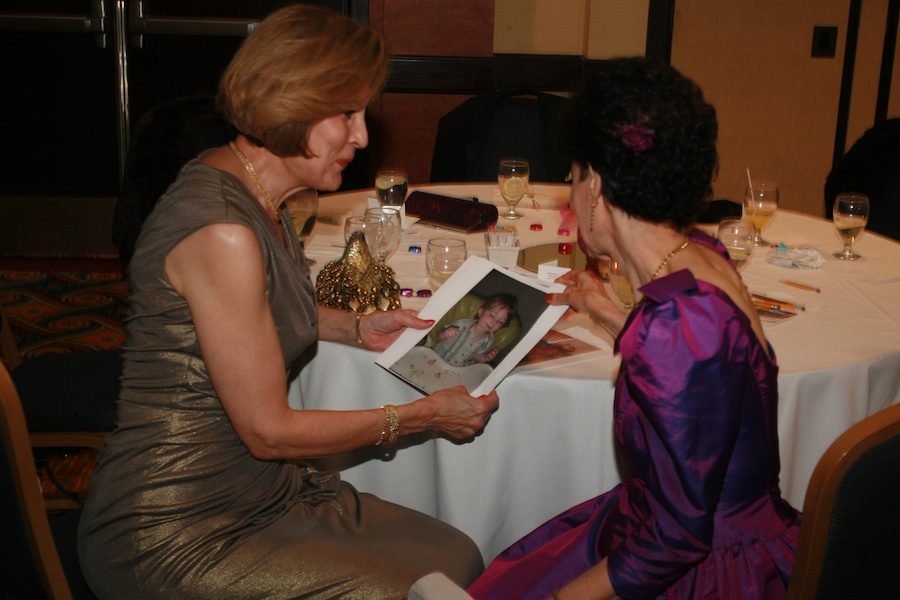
[[376, 256, 568, 396]]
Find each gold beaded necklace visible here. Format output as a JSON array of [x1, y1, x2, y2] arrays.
[[228, 141, 281, 223], [651, 238, 691, 280]]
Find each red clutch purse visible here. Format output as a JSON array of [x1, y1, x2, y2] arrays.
[[405, 191, 499, 233]]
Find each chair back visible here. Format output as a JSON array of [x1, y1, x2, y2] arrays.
[[430, 91, 569, 184], [112, 96, 233, 263], [0, 360, 73, 599], [787, 402, 900, 599], [696, 198, 743, 224], [1, 302, 22, 369], [1, 360, 104, 598], [824, 117, 900, 241]]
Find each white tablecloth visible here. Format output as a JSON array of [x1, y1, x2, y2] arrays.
[[290, 183, 900, 562]]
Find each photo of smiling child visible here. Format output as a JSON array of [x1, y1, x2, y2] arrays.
[[431, 293, 519, 367], [378, 257, 568, 396]]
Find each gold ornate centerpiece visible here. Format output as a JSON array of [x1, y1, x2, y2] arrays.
[[315, 232, 402, 313]]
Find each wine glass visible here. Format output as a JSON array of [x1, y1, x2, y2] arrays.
[[344, 214, 382, 256], [364, 207, 401, 262], [285, 188, 319, 264], [608, 259, 635, 314], [716, 217, 755, 272], [498, 158, 530, 219], [425, 238, 467, 289], [832, 193, 870, 260], [375, 169, 408, 207], [743, 180, 778, 246]]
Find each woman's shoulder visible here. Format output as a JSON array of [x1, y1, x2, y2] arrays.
[[148, 161, 259, 228]]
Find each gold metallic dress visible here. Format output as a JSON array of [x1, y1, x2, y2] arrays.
[[77, 161, 483, 599]]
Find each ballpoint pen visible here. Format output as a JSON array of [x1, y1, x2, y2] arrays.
[[751, 294, 806, 312], [780, 280, 821, 293]]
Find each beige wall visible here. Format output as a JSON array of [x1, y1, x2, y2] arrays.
[[494, 0, 649, 58], [672, 1, 897, 216], [494, 0, 900, 218]]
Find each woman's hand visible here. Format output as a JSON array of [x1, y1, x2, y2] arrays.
[[358, 308, 434, 351], [402, 386, 499, 440], [545, 269, 628, 336], [318, 306, 434, 351]]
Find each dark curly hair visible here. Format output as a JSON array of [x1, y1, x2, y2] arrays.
[[559, 58, 719, 229]]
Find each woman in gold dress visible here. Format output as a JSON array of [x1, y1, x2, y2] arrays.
[[78, 6, 497, 598]]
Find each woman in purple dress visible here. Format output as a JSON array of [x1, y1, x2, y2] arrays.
[[468, 58, 801, 600]]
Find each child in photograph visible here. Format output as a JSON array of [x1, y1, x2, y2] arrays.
[[432, 293, 518, 367]]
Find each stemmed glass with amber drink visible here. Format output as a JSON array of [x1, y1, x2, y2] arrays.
[[743, 180, 778, 246], [832, 193, 870, 261]]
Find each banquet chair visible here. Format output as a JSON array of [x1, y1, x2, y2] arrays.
[[112, 96, 233, 264], [696, 198, 742, 225], [430, 91, 570, 184], [0, 302, 22, 370], [10, 349, 122, 440], [786, 402, 900, 599], [1, 360, 101, 599], [824, 117, 900, 241]]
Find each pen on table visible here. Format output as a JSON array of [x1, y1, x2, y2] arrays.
[[780, 280, 821, 293], [751, 294, 806, 312], [753, 301, 797, 315]]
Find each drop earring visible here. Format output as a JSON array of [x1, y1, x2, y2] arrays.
[[590, 201, 597, 232]]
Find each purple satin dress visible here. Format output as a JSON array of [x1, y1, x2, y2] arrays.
[[469, 233, 801, 600]]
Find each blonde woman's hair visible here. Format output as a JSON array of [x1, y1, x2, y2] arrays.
[[218, 4, 388, 157]]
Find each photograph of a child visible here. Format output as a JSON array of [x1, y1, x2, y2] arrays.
[[429, 293, 519, 367], [380, 262, 563, 396]]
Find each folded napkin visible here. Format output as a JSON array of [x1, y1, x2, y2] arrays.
[[767, 245, 825, 269]]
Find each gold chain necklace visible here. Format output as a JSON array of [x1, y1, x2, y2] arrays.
[[651, 238, 691, 280], [228, 141, 281, 223]]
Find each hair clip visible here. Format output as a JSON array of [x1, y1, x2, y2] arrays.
[[619, 124, 654, 152]]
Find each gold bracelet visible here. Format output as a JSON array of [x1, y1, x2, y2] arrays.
[[375, 404, 400, 447], [355, 313, 365, 347]]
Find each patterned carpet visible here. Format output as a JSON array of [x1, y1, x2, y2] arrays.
[[0, 268, 127, 365]]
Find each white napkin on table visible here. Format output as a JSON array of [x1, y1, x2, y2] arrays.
[[767, 246, 826, 269]]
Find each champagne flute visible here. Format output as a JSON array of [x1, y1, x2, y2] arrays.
[[832, 193, 870, 260], [498, 158, 530, 219], [743, 180, 778, 246], [364, 207, 401, 263], [608, 259, 635, 314], [375, 169, 408, 207], [285, 188, 319, 264], [716, 217, 755, 272], [426, 238, 467, 289]]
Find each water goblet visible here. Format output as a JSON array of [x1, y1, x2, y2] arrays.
[[743, 180, 778, 246], [498, 158, 530, 219], [608, 259, 635, 314], [375, 169, 409, 207], [344, 214, 382, 255], [285, 187, 319, 264], [425, 238, 467, 289], [716, 217, 755, 272], [364, 207, 401, 263], [832, 193, 870, 260]]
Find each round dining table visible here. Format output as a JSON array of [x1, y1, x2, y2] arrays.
[[289, 182, 900, 563]]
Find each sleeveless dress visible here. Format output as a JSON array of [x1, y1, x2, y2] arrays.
[[469, 232, 801, 600], [77, 160, 483, 600]]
